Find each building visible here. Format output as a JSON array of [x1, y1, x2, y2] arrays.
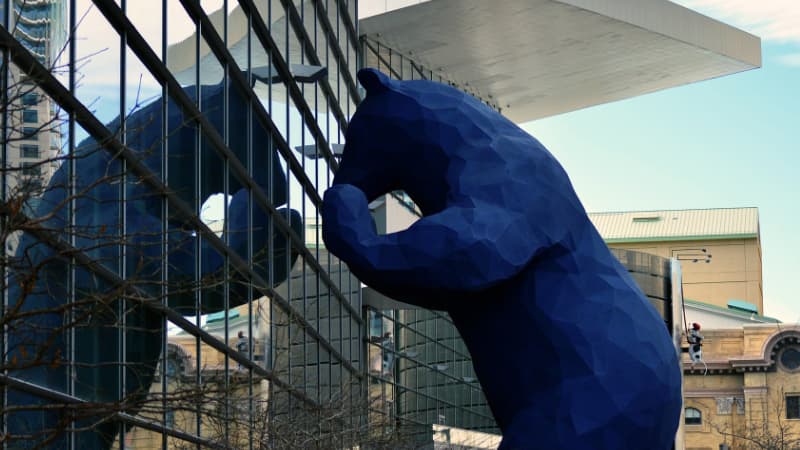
[[3, 0, 67, 256], [679, 325, 800, 450], [590, 207, 764, 315], [1, 1, 761, 448]]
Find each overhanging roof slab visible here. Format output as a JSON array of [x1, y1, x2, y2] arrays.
[[360, 0, 761, 123]]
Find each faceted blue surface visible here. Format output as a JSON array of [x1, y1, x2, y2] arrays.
[[323, 69, 682, 449]]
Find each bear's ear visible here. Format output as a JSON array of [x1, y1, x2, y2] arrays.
[[358, 68, 391, 96]]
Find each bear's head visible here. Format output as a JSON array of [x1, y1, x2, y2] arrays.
[[335, 68, 488, 214]]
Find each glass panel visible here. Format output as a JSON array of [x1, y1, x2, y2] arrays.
[[166, 0, 198, 87], [71, 132, 122, 275], [122, 45, 167, 446], [250, 41, 281, 199], [253, 0, 271, 34], [164, 92, 198, 315], [127, 1, 163, 60], [124, 54, 162, 119], [198, 0, 241, 48], [125, 47, 163, 176], [75, 0, 121, 126], [271, 3, 291, 68], [227, 81, 249, 190]]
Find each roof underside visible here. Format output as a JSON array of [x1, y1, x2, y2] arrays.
[[588, 207, 760, 242], [359, 0, 761, 123]]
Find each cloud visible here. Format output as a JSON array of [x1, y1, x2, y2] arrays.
[[672, 0, 800, 44]]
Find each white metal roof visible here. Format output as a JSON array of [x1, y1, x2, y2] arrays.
[[360, 0, 761, 123], [588, 207, 760, 242]]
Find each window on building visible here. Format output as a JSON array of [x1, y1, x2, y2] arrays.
[[22, 127, 38, 140], [717, 397, 733, 415], [20, 144, 39, 158], [787, 395, 800, 419], [781, 347, 800, 371], [685, 407, 702, 425], [715, 397, 745, 415], [165, 359, 178, 378], [369, 310, 384, 338], [23, 109, 38, 123], [22, 92, 38, 106], [21, 162, 41, 177]]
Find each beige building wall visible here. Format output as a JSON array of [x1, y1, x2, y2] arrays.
[[608, 237, 763, 314], [682, 326, 800, 450]]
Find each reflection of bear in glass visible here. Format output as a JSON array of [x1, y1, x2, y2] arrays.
[[7, 80, 302, 448], [323, 69, 682, 450]]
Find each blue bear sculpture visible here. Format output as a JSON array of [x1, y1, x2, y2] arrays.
[[7, 79, 301, 448], [322, 69, 682, 450]]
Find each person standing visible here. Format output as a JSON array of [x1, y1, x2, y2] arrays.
[[236, 331, 249, 369]]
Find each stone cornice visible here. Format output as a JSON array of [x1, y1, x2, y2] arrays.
[[682, 327, 800, 374], [730, 357, 772, 369], [743, 386, 768, 396], [684, 388, 743, 398], [683, 358, 773, 374]]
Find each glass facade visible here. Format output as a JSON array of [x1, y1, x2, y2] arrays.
[[366, 306, 498, 437], [2, 1, 364, 448]]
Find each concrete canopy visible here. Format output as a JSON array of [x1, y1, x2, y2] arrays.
[[359, 0, 761, 123]]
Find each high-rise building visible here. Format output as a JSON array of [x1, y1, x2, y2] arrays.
[[3, 0, 67, 244]]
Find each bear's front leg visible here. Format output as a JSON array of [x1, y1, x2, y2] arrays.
[[322, 183, 550, 306]]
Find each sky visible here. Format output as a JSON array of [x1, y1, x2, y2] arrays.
[[521, 0, 800, 323]]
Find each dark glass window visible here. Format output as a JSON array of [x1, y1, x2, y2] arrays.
[[23, 109, 38, 123], [20, 144, 39, 158], [22, 92, 39, 106], [22, 126, 38, 139], [21, 162, 41, 177], [369, 310, 384, 338], [781, 348, 800, 371], [787, 396, 800, 419], [165, 359, 178, 378], [685, 407, 702, 425]]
